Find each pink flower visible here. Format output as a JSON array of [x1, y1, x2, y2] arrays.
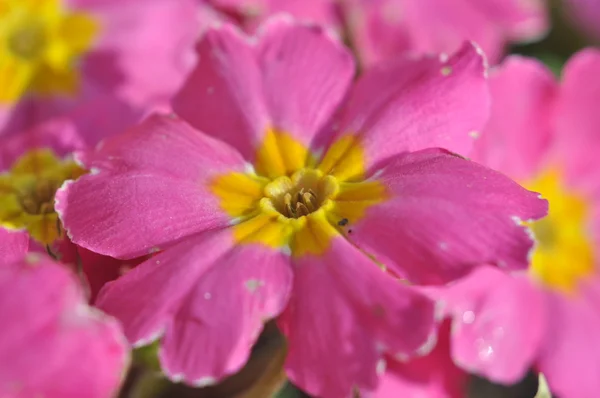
[[201, 0, 548, 67], [0, 117, 139, 301], [0, 252, 129, 398], [344, 0, 548, 67], [0, 0, 200, 144], [56, 19, 546, 397], [367, 322, 468, 398], [464, 49, 600, 398]]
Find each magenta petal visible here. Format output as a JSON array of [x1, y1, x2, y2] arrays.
[[349, 149, 547, 284], [173, 18, 353, 161], [368, 323, 468, 398], [172, 23, 270, 161], [537, 287, 600, 398], [257, 17, 354, 143], [159, 243, 292, 384], [0, 255, 128, 398], [334, 42, 489, 170], [56, 114, 245, 259], [279, 237, 435, 398], [76, 0, 199, 107], [0, 229, 29, 265], [471, 56, 557, 181], [437, 266, 545, 384], [98, 230, 292, 385], [554, 48, 600, 186]]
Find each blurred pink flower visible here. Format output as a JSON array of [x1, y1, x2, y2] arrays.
[[565, 0, 600, 40], [467, 49, 600, 398], [344, 0, 548, 67], [201, 0, 548, 66], [0, 117, 140, 301], [0, 252, 129, 398], [0, 0, 200, 144], [57, 19, 546, 397]]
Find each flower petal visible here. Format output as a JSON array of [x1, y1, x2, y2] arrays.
[[0, 228, 28, 265], [76, 0, 199, 107], [56, 114, 246, 259], [537, 286, 600, 398], [279, 237, 435, 398], [554, 48, 600, 187], [256, 17, 354, 144], [173, 18, 354, 161], [471, 56, 557, 181], [343, 149, 547, 283], [97, 229, 292, 385], [328, 42, 489, 177], [368, 322, 468, 398], [0, 255, 128, 398], [436, 266, 545, 384]]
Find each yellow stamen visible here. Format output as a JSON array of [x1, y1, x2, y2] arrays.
[[211, 131, 388, 256]]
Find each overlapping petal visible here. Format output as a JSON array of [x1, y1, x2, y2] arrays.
[[279, 237, 435, 398], [343, 149, 547, 283], [368, 323, 468, 398], [173, 17, 354, 161], [324, 42, 489, 177], [97, 229, 292, 385], [471, 56, 557, 181], [436, 266, 545, 384], [56, 114, 247, 259]]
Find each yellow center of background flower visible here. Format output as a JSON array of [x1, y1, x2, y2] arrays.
[[0, 0, 99, 103], [211, 130, 387, 257], [0, 149, 84, 244], [525, 168, 595, 293]]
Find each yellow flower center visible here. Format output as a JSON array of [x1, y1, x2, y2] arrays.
[[211, 130, 387, 257], [0, 0, 100, 103], [525, 168, 594, 293], [0, 149, 84, 244]]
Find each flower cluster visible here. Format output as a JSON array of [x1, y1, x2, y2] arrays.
[[0, 1, 598, 398]]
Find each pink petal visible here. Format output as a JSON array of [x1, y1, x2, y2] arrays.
[[173, 18, 354, 161], [0, 255, 128, 398], [279, 237, 435, 398], [74, 0, 199, 107], [257, 17, 354, 144], [554, 48, 600, 188], [97, 229, 292, 385], [437, 266, 545, 384], [345, 0, 505, 66], [471, 56, 557, 181], [0, 117, 86, 170], [56, 114, 245, 259], [329, 42, 489, 174], [469, 0, 549, 42], [1, 90, 143, 147], [0, 229, 29, 265], [537, 286, 600, 398], [368, 322, 468, 398], [346, 149, 547, 284]]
